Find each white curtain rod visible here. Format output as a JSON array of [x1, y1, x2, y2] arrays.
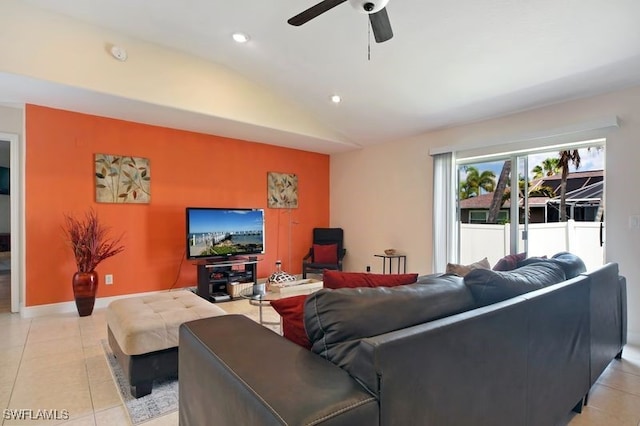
[[429, 116, 619, 156]]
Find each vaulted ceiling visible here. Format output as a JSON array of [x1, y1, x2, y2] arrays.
[[3, 0, 640, 154]]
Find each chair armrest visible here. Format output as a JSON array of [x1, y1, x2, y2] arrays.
[[179, 315, 377, 426], [339, 248, 347, 260], [303, 248, 313, 262]]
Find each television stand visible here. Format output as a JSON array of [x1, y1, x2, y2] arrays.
[[195, 256, 260, 302]]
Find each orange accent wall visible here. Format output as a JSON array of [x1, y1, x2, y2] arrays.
[[25, 104, 330, 307]]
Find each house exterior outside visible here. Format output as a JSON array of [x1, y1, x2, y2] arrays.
[[459, 170, 604, 224]]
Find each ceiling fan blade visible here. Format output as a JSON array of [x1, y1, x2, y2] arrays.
[[369, 7, 393, 43], [288, 0, 348, 26]]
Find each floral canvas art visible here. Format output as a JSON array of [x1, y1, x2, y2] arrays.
[[268, 172, 298, 208], [95, 154, 151, 203]]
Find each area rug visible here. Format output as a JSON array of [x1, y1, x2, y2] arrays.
[[101, 340, 178, 425]]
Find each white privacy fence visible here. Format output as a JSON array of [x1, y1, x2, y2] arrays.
[[459, 220, 604, 272]]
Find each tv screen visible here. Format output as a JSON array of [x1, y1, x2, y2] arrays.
[[0, 167, 9, 195], [186, 207, 265, 259]]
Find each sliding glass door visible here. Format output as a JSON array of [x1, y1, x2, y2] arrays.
[[456, 143, 605, 270]]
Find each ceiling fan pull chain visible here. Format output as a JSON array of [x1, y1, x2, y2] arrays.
[[368, 19, 371, 61]]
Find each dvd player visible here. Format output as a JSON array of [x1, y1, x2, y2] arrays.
[[210, 293, 231, 303]]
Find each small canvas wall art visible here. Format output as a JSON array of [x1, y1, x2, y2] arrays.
[[268, 172, 298, 208], [95, 154, 151, 203]]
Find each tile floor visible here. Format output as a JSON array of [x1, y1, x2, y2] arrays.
[[0, 296, 280, 426], [0, 294, 638, 425]]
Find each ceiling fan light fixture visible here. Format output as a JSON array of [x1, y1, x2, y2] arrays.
[[348, 0, 389, 14], [232, 32, 250, 43]]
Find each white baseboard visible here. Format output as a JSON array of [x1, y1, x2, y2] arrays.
[[19, 289, 177, 318], [627, 331, 640, 347]]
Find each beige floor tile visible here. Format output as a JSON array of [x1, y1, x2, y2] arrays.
[[0, 313, 29, 326], [597, 363, 640, 397], [0, 346, 23, 384], [585, 383, 640, 422], [80, 332, 107, 349], [58, 413, 97, 426], [568, 404, 639, 426], [84, 355, 113, 385], [89, 379, 121, 412], [26, 320, 81, 344], [10, 358, 92, 417], [0, 325, 30, 350], [607, 356, 640, 378], [93, 405, 130, 426], [0, 347, 21, 412], [21, 336, 85, 364], [82, 344, 105, 361]]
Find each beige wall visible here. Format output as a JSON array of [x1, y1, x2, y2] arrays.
[[0, 105, 23, 135], [332, 84, 640, 340]]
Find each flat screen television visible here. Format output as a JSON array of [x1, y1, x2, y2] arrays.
[[186, 207, 265, 259]]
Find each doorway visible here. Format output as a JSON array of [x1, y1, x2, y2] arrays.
[[0, 131, 19, 313], [0, 139, 10, 313]]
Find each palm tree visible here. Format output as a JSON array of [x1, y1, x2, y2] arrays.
[[558, 150, 581, 221], [532, 158, 561, 179], [500, 177, 555, 222], [487, 161, 511, 223], [459, 166, 496, 199]]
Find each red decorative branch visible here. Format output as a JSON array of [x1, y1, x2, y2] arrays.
[[63, 209, 125, 273]]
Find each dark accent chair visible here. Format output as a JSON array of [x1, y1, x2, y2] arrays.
[[302, 228, 346, 279]]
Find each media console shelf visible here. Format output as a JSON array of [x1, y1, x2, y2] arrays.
[[195, 256, 259, 302]]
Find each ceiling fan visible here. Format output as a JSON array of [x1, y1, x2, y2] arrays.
[[288, 0, 393, 43]]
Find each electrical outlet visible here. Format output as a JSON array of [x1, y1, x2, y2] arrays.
[[105, 274, 113, 285], [366, 265, 371, 272]]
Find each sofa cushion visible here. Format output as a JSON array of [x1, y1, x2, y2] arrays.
[[516, 255, 547, 268], [551, 252, 587, 278], [275, 271, 420, 349], [464, 262, 566, 307], [493, 253, 527, 271], [270, 295, 311, 349], [313, 243, 338, 264], [323, 270, 418, 289], [304, 275, 475, 372], [446, 257, 490, 277], [515, 252, 586, 279]]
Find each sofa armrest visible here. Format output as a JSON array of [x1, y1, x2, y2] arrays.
[[584, 263, 625, 385], [179, 315, 378, 426]]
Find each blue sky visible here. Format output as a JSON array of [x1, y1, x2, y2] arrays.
[[188, 209, 264, 234]]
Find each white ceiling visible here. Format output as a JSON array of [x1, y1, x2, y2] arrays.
[[9, 0, 640, 153]]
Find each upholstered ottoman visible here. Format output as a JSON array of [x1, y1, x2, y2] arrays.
[[106, 290, 226, 398]]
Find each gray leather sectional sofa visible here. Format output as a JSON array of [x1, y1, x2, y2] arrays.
[[178, 255, 626, 425]]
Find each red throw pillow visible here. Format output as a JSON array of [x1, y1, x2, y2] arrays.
[[323, 270, 419, 289], [270, 295, 311, 349], [493, 253, 527, 271], [313, 243, 338, 264]]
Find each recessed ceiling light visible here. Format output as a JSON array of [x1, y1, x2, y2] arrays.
[[232, 32, 250, 43], [330, 95, 342, 104]]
